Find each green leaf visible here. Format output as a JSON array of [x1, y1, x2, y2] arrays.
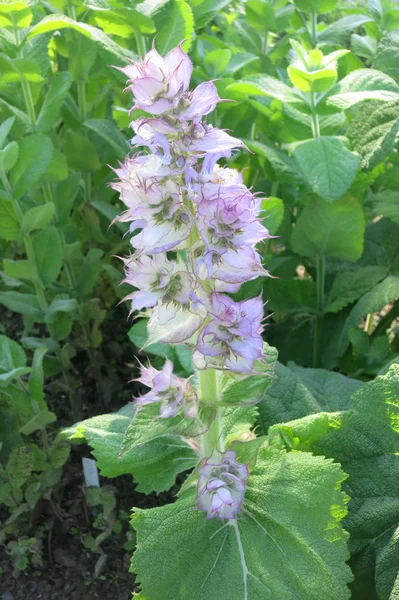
[[6, 445, 34, 488], [46, 149, 68, 182], [20, 410, 56, 435], [367, 190, 399, 225], [338, 275, 399, 356], [227, 74, 304, 106], [128, 319, 178, 361], [10, 133, 54, 199], [36, 72, 72, 133], [244, 140, 303, 185], [263, 278, 317, 314], [0, 334, 26, 373], [3, 259, 32, 281], [22, 202, 55, 234], [293, 137, 360, 203], [0, 55, 43, 83], [261, 197, 284, 235], [63, 131, 101, 171], [0, 116, 15, 149], [318, 15, 373, 45], [351, 34, 377, 60], [28, 346, 47, 406], [292, 196, 365, 262], [348, 99, 399, 170], [374, 30, 399, 80], [257, 362, 361, 433], [293, 0, 338, 14], [54, 173, 81, 225], [154, 0, 194, 54], [192, 0, 232, 28], [324, 266, 388, 313], [32, 226, 63, 285], [94, 9, 155, 38], [271, 366, 399, 600], [0, 141, 19, 172], [76, 248, 104, 297], [204, 49, 231, 78], [327, 69, 399, 109], [0, 292, 42, 319], [219, 353, 277, 407], [0, 193, 19, 240], [27, 14, 133, 66], [131, 449, 352, 600], [44, 297, 78, 324], [84, 119, 129, 161], [61, 407, 197, 494]]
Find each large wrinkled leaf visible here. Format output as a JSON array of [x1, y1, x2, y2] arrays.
[[131, 449, 352, 600], [324, 266, 389, 313], [374, 30, 399, 80], [61, 406, 197, 494], [293, 137, 360, 202], [348, 100, 399, 169], [367, 190, 399, 225], [318, 15, 373, 45], [327, 69, 399, 109], [257, 362, 362, 432], [270, 366, 399, 600], [292, 197, 365, 262]]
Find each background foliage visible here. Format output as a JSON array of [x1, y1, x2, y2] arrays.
[[1, 0, 399, 596]]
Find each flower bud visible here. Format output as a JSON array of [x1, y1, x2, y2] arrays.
[[197, 450, 248, 521]]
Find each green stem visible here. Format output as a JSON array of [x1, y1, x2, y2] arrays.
[[199, 372, 221, 447], [313, 255, 325, 368], [365, 313, 374, 334], [136, 34, 146, 57], [311, 11, 318, 46], [199, 369, 224, 457], [262, 31, 269, 55], [77, 79, 87, 123], [21, 78, 36, 128]]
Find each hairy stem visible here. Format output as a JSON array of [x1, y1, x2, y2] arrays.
[[199, 369, 224, 457]]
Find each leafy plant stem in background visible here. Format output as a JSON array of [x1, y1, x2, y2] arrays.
[[314, 255, 326, 367]]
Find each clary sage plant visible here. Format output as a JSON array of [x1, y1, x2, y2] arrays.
[[87, 42, 352, 599], [113, 42, 271, 520]]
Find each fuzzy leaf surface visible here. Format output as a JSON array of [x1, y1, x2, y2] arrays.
[[270, 366, 399, 600], [131, 449, 352, 600]]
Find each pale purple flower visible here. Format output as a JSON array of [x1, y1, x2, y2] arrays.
[[197, 187, 269, 255], [193, 293, 264, 372], [119, 44, 192, 115], [180, 123, 246, 156], [194, 245, 269, 284], [147, 283, 208, 344], [197, 449, 248, 521], [177, 81, 221, 121], [122, 254, 187, 313], [110, 154, 171, 211], [135, 359, 197, 418]]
